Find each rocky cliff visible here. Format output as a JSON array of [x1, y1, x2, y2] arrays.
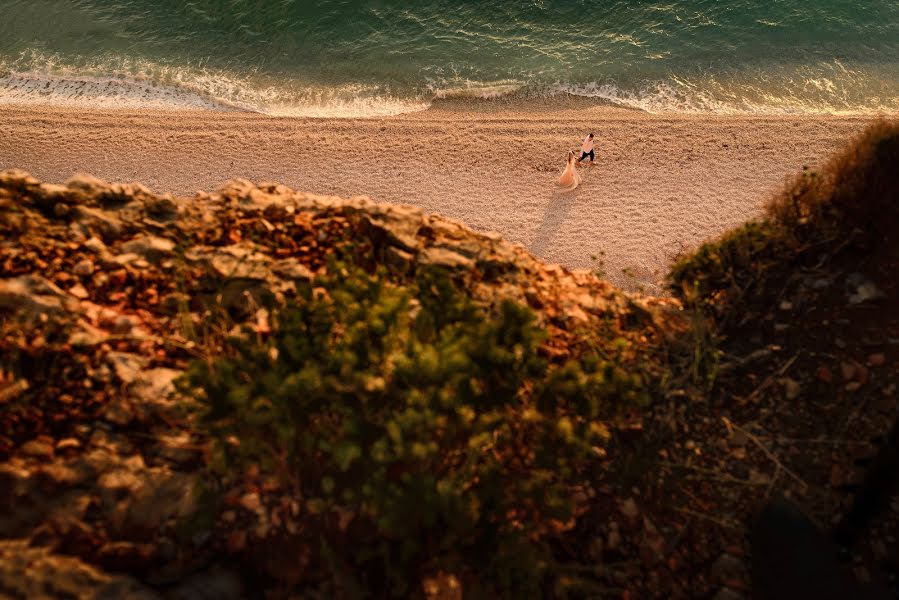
[[0, 120, 897, 599]]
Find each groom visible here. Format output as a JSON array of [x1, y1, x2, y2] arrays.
[[577, 133, 595, 165]]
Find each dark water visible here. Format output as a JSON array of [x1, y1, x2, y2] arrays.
[[1, 0, 897, 116]]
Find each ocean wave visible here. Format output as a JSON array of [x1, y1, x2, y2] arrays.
[[428, 81, 525, 100], [0, 70, 431, 118], [1, 58, 895, 118], [0, 70, 236, 111], [555, 77, 899, 116]]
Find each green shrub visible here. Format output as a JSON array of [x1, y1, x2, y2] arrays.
[[668, 220, 780, 304], [670, 121, 899, 310], [183, 262, 645, 596]]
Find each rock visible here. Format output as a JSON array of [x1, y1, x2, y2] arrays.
[[21, 438, 55, 461], [144, 195, 179, 219], [240, 492, 262, 512], [419, 246, 476, 270], [0, 169, 40, 193], [103, 398, 136, 426], [205, 245, 274, 280], [95, 541, 156, 572], [73, 259, 95, 276], [271, 258, 315, 281], [0, 540, 162, 600], [69, 283, 90, 299], [846, 274, 885, 304], [98, 469, 144, 494], [56, 438, 82, 452], [0, 274, 74, 318], [69, 320, 110, 346], [868, 353, 886, 367], [121, 235, 176, 264], [84, 236, 110, 256], [129, 368, 183, 403], [72, 205, 124, 240], [107, 352, 148, 384]]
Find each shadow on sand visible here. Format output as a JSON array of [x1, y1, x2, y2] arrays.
[[530, 188, 579, 257]]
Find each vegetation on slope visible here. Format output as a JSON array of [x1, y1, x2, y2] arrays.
[[0, 121, 897, 599]]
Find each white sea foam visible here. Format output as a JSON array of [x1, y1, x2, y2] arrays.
[[1, 56, 894, 118], [0, 54, 430, 118]]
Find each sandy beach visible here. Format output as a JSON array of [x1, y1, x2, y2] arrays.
[[0, 99, 878, 292]]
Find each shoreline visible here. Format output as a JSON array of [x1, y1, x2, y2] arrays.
[[0, 101, 885, 293]]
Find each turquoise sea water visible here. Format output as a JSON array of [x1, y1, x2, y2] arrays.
[[1, 0, 897, 116]]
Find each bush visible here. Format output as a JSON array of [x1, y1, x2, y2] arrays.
[[183, 262, 645, 597], [670, 121, 899, 310]]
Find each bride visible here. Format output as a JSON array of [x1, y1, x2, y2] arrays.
[[557, 150, 581, 192]]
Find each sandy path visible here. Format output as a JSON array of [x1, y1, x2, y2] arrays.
[[0, 100, 879, 292]]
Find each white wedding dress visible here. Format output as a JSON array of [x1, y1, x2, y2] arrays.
[[557, 151, 581, 191]]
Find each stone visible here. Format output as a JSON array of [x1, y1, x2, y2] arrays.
[[0, 275, 72, 318], [21, 438, 55, 461], [73, 259, 95, 276], [418, 246, 475, 270], [130, 368, 182, 408], [240, 492, 262, 512], [0, 540, 161, 600], [72, 206, 124, 240], [144, 195, 179, 219], [868, 353, 886, 367], [207, 246, 273, 280], [121, 235, 176, 264], [84, 236, 109, 254], [103, 398, 135, 426], [56, 438, 82, 452], [271, 258, 315, 281], [846, 274, 885, 305], [107, 352, 148, 384], [69, 283, 89, 299], [124, 472, 199, 534]]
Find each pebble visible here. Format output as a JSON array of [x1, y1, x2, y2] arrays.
[[73, 259, 94, 277], [68, 284, 89, 299], [868, 353, 886, 367], [239, 492, 262, 513], [83, 236, 108, 254], [55, 438, 82, 452], [20, 439, 54, 461]]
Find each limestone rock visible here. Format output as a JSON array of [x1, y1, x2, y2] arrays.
[[73, 205, 125, 240], [0, 540, 161, 599], [0, 275, 75, 318], [122, 235, 176, 264]]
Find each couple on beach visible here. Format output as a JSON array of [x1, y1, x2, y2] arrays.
[[558, 133, 596, 191]]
